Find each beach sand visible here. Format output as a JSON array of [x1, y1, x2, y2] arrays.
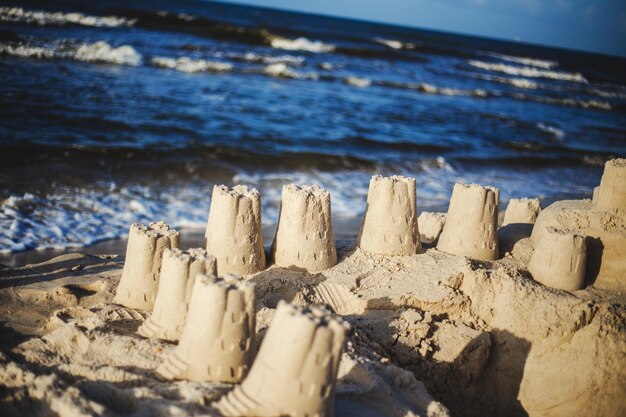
[[1, 226, 624, 416]]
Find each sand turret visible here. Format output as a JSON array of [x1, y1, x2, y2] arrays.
[[216, 301, 348, 417], [205, 185, 266, 276], [502, 198, 541, 226], [357, 175, 421, 256], [417, 211, 446, 245], [137, 248, 216, 341], [272, 184, 337, 272], [157, 273, 255, 383], [114, 222, 179, 310], [592, 158, 626, 210], [528, 227, 587, 291], [437, 183, 499, 261]]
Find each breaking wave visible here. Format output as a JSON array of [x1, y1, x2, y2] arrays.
[[270, 36, 335, 53], [152, 56, 233, 73], [537, 122, 565, 141], [263, 63, 319, 80], [345, 76, 371, 88], [373, 38, 403, 49], [0, 40, 142, 66], [486, 52, 558, 69], [380, 80, 490, 98], [468, 60, 587, 83], [0, 6, 135, 28]]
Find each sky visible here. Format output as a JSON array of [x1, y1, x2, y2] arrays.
[[217, 0, 626, 57]]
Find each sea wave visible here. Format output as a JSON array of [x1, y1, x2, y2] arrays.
[[380, 80, 490, 98], [152, 56, 233, 73], [537, 122, 565, 141], [345, 76, 371, 88], [237, 52, 305, 65], [373, 38, 403, 49], [470, 73, 539, 89], [0, 40, 142, 65], [468, 60, 587, 83], [485, 52, 558, 69], [511, 93, 612, 111], [270, 36, 335, 53], [263, 62, 319, 80], [0, 6, 135, 28]]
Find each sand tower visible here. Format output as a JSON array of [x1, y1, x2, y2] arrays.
[[593, 158, 626, 210], [437, 183, 499, 261], [205, 185, 266, 275], [528, 227, 587, 291], [357, 175, 421, 256], [216, 301, 348, 417], [502, 198, 541, 226], [417, 211, 446, 245], [114, 222, 179, 310], [272, 184, 337, 272], [137, 248, 216, 341], [157, 273, 255, 383]]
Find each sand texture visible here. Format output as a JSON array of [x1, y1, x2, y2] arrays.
[[1, 236, 624, 416]]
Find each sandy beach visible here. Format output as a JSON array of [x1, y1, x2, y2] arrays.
[[1, 164, 625, 416]]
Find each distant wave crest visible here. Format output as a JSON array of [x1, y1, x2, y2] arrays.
[[270, 36, 335, 53], [468, 60, 587, 83], [152, 56, 233, 73], [486, 52, 558, 69], [0, 40, 142, 65], [0, 6, 135, 27], [263, 62, 319, 80]]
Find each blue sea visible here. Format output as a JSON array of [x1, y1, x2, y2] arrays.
[[0, 0, 625, 256]]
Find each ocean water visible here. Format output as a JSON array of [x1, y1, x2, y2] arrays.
[[0, 0, 625, 255]]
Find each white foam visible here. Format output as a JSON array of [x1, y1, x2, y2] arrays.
[[240, 52, 304, 65], [263, 63, 318, 80], [0, 40, 142, 66], [486, 52, 558, 69], [417, 82, 488, 97], [345, 76, 371, 88], [512, 93, 612, 111], [152, 56, 233, 73], [537, 123, 565, 141], [472, 73, 539, 89], [468, 60, 587, 83], [374, 38, 403, 49], [270, 37, 335, 53], [0, 6, 135, 27]]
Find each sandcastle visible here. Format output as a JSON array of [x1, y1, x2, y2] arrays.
[[357, 175, 421, 255], [216, 301, 349, 417], [272, 184, 337, 272], [137, 248, 217, 341], [114, 222, 180, 310], [528, 228, 587, 291], [437, 183, 500, 261], [529, 159, 626, 291], [418, 211, 446, 245], [502, 198, 541, 226], [205, 185, 266, 276], [157, 273, 255, 383], [592, 158, 626, 210]]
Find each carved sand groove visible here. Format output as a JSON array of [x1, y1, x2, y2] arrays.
[[358, 175, 421, 256], [137, 248, 216, 341], [157, 273, 255, 383], [113, 222, 179, 310], [205, 185, 266, 275], [528, 227, 587, 291], [593, 158, 626, 210], [502, 198, 541, 226], [216, 301, 349, 417], [437, 183, 500, 261], [272, 184, 337, 272]]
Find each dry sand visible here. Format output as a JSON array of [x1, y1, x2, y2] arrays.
[[1, 232, 624, 416]]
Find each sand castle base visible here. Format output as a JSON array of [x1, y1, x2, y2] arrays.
[[528, 227, 586, 291], [272, 185, 337, 273], [138, 248, 216, 341], [157, 274, 255, 382], [530, 199, 626, 291], [502, 198, 541, 226], [216, 301, 348, 417], [357, 175, 421, 256], [205, 185, 266, 276], [437, 183, 499, 261], [114, 222, 179, 311]]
